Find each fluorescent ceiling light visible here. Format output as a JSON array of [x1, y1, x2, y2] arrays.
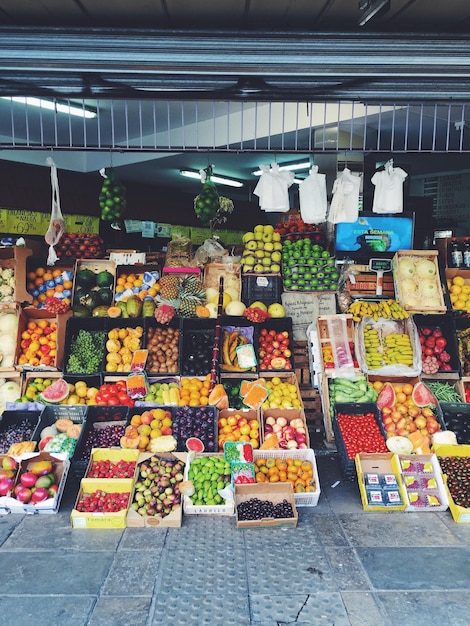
[[252, 161, 312, 176], [180, 169, 243, 188], [358, 0, 391, 27], [1, 97, 97, 119]]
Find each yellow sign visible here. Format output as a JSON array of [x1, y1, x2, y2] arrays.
[[170, 225, 191, 239], [6, 209, 48, 235], [65, 214, 100, 234], [0, 209, 9, 232]]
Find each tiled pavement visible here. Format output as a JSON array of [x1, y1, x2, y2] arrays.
[[0, 452, 469, 626]]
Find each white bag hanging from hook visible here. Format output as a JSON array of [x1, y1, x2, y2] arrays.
[[44, 157, 66, 266]]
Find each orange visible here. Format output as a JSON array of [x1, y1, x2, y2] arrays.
[[402, 383, 413, 396], [396, 392, 407, 404], [393, 384, 403, 394], [372, 380, 384, 392]]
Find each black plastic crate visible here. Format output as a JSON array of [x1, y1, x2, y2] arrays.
[[242, 274, 282, 307], [333, 402, 387, 482], [413, 313, 460, 376], [63, 317, 107, 376], [0, 410, 42, 454], [173, 405, 217, 453], [71, 405, 129, 478], [31, 405, 88, 457], [436, 402, 470, 444], [180, 318, 216, 376], [255, 317, 295, 373], [144, 316, 181, 375]]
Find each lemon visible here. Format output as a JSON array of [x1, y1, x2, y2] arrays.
[[462, 285, 470, 294], [454, 299, 466, 310], [453, 276, 465, 286], [450, 284, 462, 295]]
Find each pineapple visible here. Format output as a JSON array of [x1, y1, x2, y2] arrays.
[[179, 295, 202, 318], [180, 275, 205, 297], [159, 275, 180, 300]]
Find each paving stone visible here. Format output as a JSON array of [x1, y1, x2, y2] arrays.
[[324, 547, 371, 590], [89, 596, 152, 626], [357, 547, 470, 590], [340, 591, 388, 626], [439, 513, 470, 545], [119, 526, 168, 550], [250, 592, 350, 625], [2, 514, 123, 551], [243, 522, 322, 552], [149, 592, 250, 626], [247, 546, 336, 594], [310, 513, 350, 546], [165, 515, 244, 552], [339, 512, 461, 547], [0, 595, 94, 626], [0, 551, 113, 595], [0, 513, 24, 547], [376, 591, 470, 626], [101, 550, 161, 596]]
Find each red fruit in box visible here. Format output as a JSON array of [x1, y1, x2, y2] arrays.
[[2, 456, 18, 471], [14, 485, 32, 503], [20, 472, 38, 488], [31, 487, 49, 503]]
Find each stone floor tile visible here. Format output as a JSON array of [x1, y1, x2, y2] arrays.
[[149, 592, 250, 626], [357, 546, 470, 590], [0, 513, 24, 547], [340, 591, 388, 626], [101, 550, 162, 596], [324, 547, 371, 590], [0, 595, 94, 626], [0, 551, 113, 595], [338, 512, 461, 547], [376, 591, 470, 626], [250, 592, 350, 625], [119, 526, 168, 550], [309, 512, 350, 546], [88, 597, 152, 626], [439, 513, 470, 545]]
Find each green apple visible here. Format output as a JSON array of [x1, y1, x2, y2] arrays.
[[272, 232, 281, 242], [262, 257, 271, 266], [254, 263, 264, 273], [255, 249, 265, 259], [267, 302, 285, 318], [246, 240, 258, 252], [256, 241, 265, 249], [270, 263, 281, 272], [244, 256, 256, 266], [271, 251, 282, 263], [264, 242, 274, 252], [254, 231, 263, 241], [254, 224, 264, 234], [242, 231, 255, 243], [273, 242, 283, 251], [263, 224, 274, 235]]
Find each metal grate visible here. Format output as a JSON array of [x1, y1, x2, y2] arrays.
[[0, 98, 469, 154]]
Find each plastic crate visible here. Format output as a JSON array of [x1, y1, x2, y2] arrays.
[[413, 313, 461, 377], [0, 410, 42, 454], [253, 448, 320, 506], [333, 402, 387, 481], [242, 274, 282, 307], [436, 402, 470, 444], [31, 405, 87, 452], [180, 318, 216, 376], [63, 316, 107, 376], [173, 405, 217, 453], [255, 317, 295, 373], [143, 317, 181, 375]]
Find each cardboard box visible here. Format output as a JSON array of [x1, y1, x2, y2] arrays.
[[0, 246, 33, 304], [398, 453, 449, 512], [261, 407, 310, 448], [84, 448, 140, 479], [346, 264, 395, 299], [433, 443, 470, 523], [126, 451, 187, 528], [72, 258, 116, 311], [316, 314, 355, 378], [258, 371, 303, 409], [71, 478, 133, 528], [16, 307, 72, 371], [217, 408, 260, 452], [204, 262, 242, 301], [393, 250, 446, 314], [0, 451, 70, 514], [253, 448, 320, 507], [355, 452, 408, 512], [183, 452, 234, 516], [235, 482, 298, 528], [0, 304, 21, 372]]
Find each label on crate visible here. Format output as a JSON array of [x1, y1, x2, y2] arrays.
[[282, 292, 336, 341], [256, 276, 269, 287]]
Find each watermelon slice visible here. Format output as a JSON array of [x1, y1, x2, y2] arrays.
[[376, 382, 396, 410], [412, 382, 438, 408], [186, 437, 205, 453], [38, 378, 70, 404]]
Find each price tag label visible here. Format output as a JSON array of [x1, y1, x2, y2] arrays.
[[369, 258, 392, 272], [256, 276, 269, 287], [141, 221, 156, 238], [124, 220, 142, 233]]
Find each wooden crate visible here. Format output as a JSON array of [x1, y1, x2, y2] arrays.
[[294, 340, 324, 436], [346, 264, 395, 298]]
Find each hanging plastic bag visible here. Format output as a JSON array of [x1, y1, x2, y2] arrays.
[[299, 166, 327, 223], [99, 167, 127, 221], [44, 157, 66, 266], [194, 165, 220, 226]]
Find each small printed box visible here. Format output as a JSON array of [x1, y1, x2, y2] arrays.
[[126, 451, 187, 528], [235, 482, 298, 529], [183, 452, 234, 516], [71, 478, 133, 529], [0, 452, 70, 515], [355, 453, 407, 512], [434, 443, 470, 523]]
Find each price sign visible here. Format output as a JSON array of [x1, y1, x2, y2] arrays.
[[369, 258, 392, 273]]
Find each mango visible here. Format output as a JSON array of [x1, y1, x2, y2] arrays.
[[30, 460, 53, 476], [126, 295, 143, 318]]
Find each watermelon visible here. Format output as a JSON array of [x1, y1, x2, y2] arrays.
[[186, 437, 205, 453], [412, 382, 438, 408], [376, 383, 396, 410], [39, 378, 70, 404]]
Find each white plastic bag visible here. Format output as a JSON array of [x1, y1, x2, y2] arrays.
[[44, 157, 65, 266], [299, 166, 327, 223]]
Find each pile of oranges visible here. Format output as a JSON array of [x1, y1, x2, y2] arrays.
[[254, 457, 316, 492], [18, 319, 57, 367], [448, 275, 470, 312], [114, 272, 160, 301], [179, 375, 211, 406], [27, 267, 73, 308]]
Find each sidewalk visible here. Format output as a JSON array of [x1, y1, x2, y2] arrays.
[[0, 452, 469, 626]]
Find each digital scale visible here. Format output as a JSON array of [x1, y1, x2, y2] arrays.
[[348, 258, 393, 299]]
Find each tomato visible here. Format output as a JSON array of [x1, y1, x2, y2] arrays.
[[118, 391, 130, 404], [107, 396, 119, 405]]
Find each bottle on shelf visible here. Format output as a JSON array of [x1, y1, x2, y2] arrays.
[[450, 238, 464, 268], [463, 239, 470, 269]]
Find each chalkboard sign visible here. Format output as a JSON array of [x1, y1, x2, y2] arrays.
[[281, 292, 336, 341]]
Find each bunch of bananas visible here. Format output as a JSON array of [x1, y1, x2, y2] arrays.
[[349, 299, 409, 322], [221, 329, 255, 372], [363, 324, 414, 369]]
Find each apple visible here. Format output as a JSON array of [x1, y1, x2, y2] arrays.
[[31, 487, 49, 503]]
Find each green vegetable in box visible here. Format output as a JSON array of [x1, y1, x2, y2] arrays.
[[328, 376, 378, 416]]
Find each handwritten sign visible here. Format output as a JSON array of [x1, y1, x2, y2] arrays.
[[281, 292, 336, 341], [7, 209, 48, 235]]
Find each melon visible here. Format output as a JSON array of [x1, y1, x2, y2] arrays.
[[39, 378, 70, 404], [376, 382, 396, 410], [412, 382, 438, 408], [186, 437, 205, 453]]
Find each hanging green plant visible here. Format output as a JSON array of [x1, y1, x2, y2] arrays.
[[99, 167, 127, 221]]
